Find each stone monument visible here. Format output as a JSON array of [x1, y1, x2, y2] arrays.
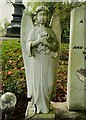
[[67, 5, 86, 110], [21, 6, 61, 119], [6, 0, 25, 38]]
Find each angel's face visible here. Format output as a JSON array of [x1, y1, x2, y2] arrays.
[[37, 11, 47, 25]]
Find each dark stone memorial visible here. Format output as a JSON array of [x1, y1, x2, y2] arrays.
[[5, 0, 25, 38]]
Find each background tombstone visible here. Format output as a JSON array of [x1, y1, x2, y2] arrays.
[[67, 5, 86, 110], [5, 0, 25, 38]]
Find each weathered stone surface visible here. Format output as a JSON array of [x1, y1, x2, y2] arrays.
[[15, 0, 22, 2], [67, 5, 86, 110], [5, 0, 25, 37], [0, 92, 17, 111], [52, 102, 86, 120], [25, 102, 86, 120], [0, 92, 17, 120], [25, 112, 55, 120], [21, 6, 60, 117]]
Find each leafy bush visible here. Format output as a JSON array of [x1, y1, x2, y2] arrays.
[[2, 40, 27, 99]]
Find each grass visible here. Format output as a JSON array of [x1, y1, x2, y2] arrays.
[[2, 40, 26, 95]]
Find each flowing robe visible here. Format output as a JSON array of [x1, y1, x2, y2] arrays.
[[26, 26, 58, 113]]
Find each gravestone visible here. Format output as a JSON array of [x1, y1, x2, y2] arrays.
[[67, 5, 86, 110]]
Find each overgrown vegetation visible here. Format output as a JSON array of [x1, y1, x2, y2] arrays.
[[2, 40, 26, 99], [2, 40, 27, 120]]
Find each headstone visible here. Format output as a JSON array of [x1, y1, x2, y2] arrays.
[[67, 5, 86, 110]]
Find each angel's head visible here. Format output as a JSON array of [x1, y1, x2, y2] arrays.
[[36, 6, 49, 25]]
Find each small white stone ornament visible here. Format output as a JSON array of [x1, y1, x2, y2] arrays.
[[0, 92, 17, 111]]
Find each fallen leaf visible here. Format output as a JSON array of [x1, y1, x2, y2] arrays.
[[7, 71, 12, 76]]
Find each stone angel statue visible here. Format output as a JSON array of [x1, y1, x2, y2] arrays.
[[21, 6, 61, 118]]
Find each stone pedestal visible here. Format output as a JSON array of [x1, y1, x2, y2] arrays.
[[25, 113, 55, 120], [67, 5, 86, 110], [53, 102, 86, 120], [28, 102, 86, 120], [25, 112, 55, 120], [5, 0, 25, 37]]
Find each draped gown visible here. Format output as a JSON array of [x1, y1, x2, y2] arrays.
[[26, 26, 59, 113]]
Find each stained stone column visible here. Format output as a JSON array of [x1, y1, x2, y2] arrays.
[[6, 0, 25, 37], [67, 5, 86, 110], [84, 5, 86, 109]]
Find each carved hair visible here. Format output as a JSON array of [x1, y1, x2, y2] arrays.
[[36, 6, 49, 14]]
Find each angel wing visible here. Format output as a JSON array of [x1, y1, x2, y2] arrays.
[[21, 9, 34, 97], [49, 14, 61, 92], [50, 14, 61, 51]]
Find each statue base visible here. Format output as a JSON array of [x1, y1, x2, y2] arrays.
[[25, 112, 55, 120], [53, 102, 86, 120]]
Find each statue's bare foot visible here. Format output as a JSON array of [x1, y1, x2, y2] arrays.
[[25, 102, 36, 119]]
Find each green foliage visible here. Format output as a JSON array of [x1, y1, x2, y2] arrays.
[[2, 40, 26, 99]]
